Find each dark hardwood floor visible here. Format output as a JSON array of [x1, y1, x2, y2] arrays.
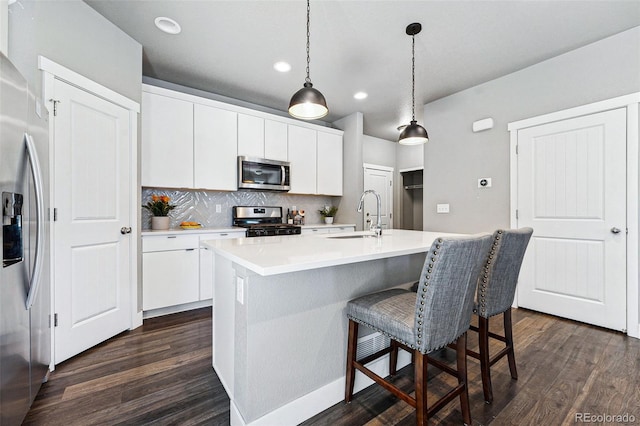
[[24, 307, 640, 425]]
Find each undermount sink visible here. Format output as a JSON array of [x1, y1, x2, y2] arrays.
[[328, 234, 376, 239]]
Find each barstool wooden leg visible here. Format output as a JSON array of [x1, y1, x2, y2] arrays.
[[345, 320, 358, 402], [389, 339, 399, 376], [478, 316, 493, 403], [504, 309, 518, 380], [456, 333, 472, 425], [414, 350, 428, 426]]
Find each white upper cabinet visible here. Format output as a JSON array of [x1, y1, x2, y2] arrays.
[[237, 114, 264, 158], [238, 114, 289, 162], [194, 104, 238, 191], [264, 120, 288, 161], [288, 125, 317, 194], [141, 92, 194, 188], [141, 84, 342, 193], [316, 131, 343, 196]]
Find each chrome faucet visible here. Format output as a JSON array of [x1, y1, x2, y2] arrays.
[[357, 190, 382, 237]]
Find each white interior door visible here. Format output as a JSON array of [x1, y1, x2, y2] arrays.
[[363, 166, 393, 230], [516, 108, 627, 331], [52, 78, 132, 363]]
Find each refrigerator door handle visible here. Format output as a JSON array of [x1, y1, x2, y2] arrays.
[[25, 133, 45, 310]]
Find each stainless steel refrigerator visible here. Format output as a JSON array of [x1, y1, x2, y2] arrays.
[[0, 52, 51, 425]]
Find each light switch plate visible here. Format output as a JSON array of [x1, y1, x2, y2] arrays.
[[437, 204, 450, 214], [216, 204, 222, 213]]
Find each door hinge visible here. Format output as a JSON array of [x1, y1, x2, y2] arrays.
[[390, 180, 392, 187], [515, 209, 519, 219], [53, 208, 58, 221], [515, 144, 518, 155], [49, 98, 61, 116], [54, 313, 58, 327]]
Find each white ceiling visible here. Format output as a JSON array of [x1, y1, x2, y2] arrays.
[[85, 0, 640, 141]]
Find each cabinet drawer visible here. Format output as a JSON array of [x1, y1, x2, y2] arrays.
[[302, 228, 330, 235], [200, 231, 246, 243], [143, 234, 200, 252], [329, 226, 356, 234]]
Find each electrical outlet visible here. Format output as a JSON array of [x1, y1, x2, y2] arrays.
[[436, 204, 450, 214], [216, 204, 222, 213], [236, 277, 244, 304], [478, 178, 492, 188]]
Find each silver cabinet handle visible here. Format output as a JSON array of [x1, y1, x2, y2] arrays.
[[120, 227, 132, 235], [611, 227, 622, 234]]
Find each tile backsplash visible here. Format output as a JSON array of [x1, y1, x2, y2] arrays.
[[141, 188, 340, 230]]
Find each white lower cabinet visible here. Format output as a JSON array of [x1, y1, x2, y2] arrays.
[[329, 226, 356, 233], [302, 225, 356, 235], [142, 235, 200, 311], [199, 231, 245, 302], [142, 231, 245, 312]]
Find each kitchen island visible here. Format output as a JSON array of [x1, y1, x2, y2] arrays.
[[203, 229, 461, 426]]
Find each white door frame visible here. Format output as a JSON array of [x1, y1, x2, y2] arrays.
[[509, 93, 640, 339], [363, 163, 394, 229], [39, 56, 141, 368]]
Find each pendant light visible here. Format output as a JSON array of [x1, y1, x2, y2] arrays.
[[288, 0, 328, 120], [398, 22, 429, 145]]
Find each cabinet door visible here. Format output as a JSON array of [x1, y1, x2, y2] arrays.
[[142, 249, 199, 310], [238, 114, 264, 158], [141, 92, 194, 187], [194, 104, 238, 190], [288, 125, 317, 194], [264, 120, 288, 161], [317, 131, 343, 196]]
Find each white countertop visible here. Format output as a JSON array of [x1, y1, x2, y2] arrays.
[[203, 229, 463, 276], [300, 223, 356, 229], [141, 227, 245, 237]]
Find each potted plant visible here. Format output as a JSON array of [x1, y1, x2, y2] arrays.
[[143, 195, 176, 230], [319, 205, 338, 224]]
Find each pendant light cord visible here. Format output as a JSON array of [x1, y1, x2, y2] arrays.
[[411, 33, 416, 122], [305, 0, 311, 83]]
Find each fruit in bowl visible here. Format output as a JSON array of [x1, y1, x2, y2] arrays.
[[180, 221, 202, 229]]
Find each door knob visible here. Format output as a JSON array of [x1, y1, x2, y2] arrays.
[[611, 227, 621, 234], [120, 226, 132, 235]]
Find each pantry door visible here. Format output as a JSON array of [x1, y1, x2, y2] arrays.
[[514, 108, 627, 331], [363, 165, 393, 230], [47, 72, 136, 364]]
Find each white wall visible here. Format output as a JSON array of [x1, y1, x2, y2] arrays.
[[422, 26, 640, 234], [363, 134, 396, 168], [0, 0, 7, 56], [7, 0, 142, 103], [333, 112, 365, 230]]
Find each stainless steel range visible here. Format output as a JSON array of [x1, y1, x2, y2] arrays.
[[233, 206, 301, 237]]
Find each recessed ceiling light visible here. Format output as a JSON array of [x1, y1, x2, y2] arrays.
[[354, 92, 368, 100], [154, 17, 181, 35], [273, 62, 292, 72]]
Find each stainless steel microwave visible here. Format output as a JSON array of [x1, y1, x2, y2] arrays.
[[238, 156, 291, 192]]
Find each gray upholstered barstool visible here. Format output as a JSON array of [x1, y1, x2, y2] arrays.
[[344, 234, 493, 426], [467, 227, 533, 404]]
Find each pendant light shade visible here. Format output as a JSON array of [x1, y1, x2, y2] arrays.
[[399, 120, 429, 145], [398, 22, 428, 145], [288, 0, 328, 120], [289, 82, 328, 120]]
